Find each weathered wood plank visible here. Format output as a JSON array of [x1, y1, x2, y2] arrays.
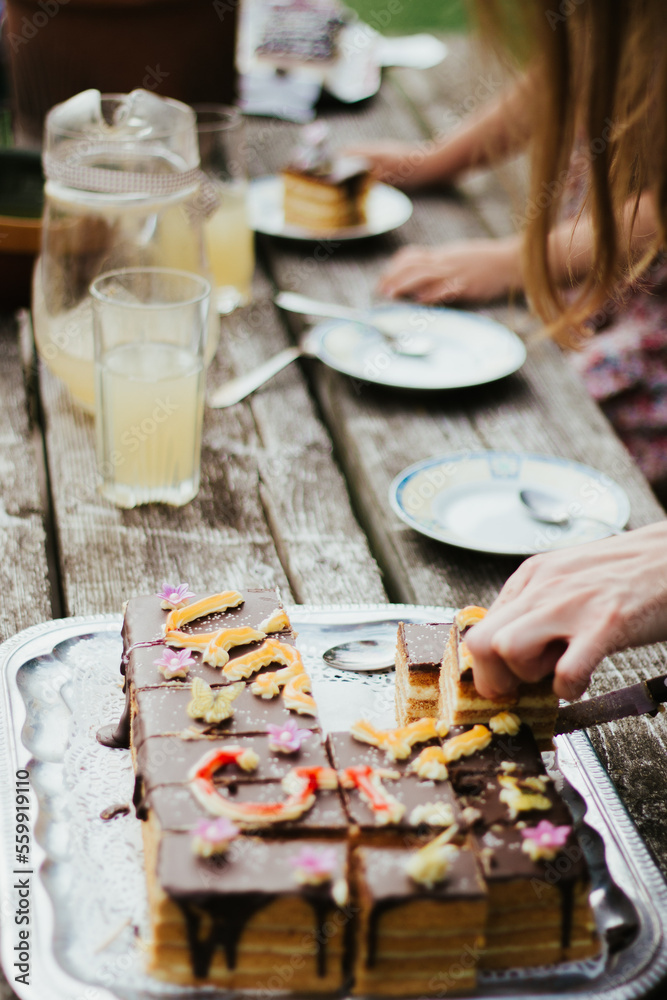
[[0, 317, 52, 639]]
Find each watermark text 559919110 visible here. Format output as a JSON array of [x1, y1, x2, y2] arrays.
[[13, 769, 32, 986]]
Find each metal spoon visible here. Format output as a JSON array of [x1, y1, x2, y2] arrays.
[[520, 488, 624, 535], [322, 638, 396, 673], [275, 291, 434, 357]]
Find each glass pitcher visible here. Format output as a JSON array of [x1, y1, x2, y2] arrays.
[[33, 89, 214, 412]]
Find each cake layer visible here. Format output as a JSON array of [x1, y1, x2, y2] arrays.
[[395, 622, 450, 726], [135, 731, 328, 791], [352, 843, 487, 996], [282, 164, 371, 230], [473, 825, 598, 968], [439, 618, 558, 747], [120, 589, 599, 990], [148, 832, 350, 990], [123, 588, 295, 690], [131, 683, 317, 749]]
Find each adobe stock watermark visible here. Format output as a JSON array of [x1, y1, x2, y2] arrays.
[[545, 0, 586, 30], [6, 0, 70, 52]]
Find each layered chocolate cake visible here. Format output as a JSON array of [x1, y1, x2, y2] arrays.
[[352, 840, 487, 996], [440, 606, 559, 748], [104, 586, 599, 993], [395, 621, 451, 724], [473, 824, 598, 968], [282, 121, 372, 231]]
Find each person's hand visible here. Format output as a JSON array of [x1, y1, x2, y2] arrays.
[[342, 141, 439, 190], [376, 238, 523, 304], [464, 523, 667, 702]]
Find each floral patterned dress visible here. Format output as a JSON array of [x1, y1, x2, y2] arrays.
[[569, 256, 667, 486]]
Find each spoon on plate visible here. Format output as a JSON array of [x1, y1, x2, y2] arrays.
[[520, 488, 624, 535], [275, 291, 435, 358], [322, 638, 396, 672]]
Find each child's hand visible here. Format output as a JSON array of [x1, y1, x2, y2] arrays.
[[377, 238, 523, 304], [343, 141, 438, 190]]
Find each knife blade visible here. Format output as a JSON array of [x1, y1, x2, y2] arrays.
[[554, 673, 667, 734]]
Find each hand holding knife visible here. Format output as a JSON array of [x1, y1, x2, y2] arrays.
[[555, 673, 667, 735]]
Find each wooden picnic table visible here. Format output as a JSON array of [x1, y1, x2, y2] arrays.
[[1, 33, 667, 1000]]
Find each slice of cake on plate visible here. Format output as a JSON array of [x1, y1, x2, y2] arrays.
[[282, 121, 373, 231]]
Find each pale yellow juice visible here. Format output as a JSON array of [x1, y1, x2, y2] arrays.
[[95, 342, 204, 508], [204, 181, 254, 313], [33, 183, 216, 413]]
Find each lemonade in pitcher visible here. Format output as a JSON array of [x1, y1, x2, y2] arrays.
[[203, 180, 254, 313], [33, 90, 215, 412]]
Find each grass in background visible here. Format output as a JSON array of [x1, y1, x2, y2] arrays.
[[345, 0, 469, 35]]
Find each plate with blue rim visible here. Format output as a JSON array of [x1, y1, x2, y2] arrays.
[[389, 450, 631, 556]]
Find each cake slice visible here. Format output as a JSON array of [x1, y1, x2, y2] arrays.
[[328, 729, 462, 845], [283, 159, 372, 230], [146, 832, 350, 990], [472, 823, 599, 968], [281, 121, 372, 231], [351, 839, 487, 995], [439, 606, 558, 747], [395, 622, 451, 725]]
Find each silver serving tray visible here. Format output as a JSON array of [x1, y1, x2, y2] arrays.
[[1, 607, 667, 1000]]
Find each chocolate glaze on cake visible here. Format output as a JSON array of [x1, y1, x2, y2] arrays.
[[443, 723, 547, 785], [399, 623, 451, 672], [142, 779, 349, 835], [472, 825, 587, 949], [133, 684, 318, 749], [329, 734, 461, 833], [123, 589, 294, 690], [158, 833, 348, 978], [136, 732, 327, 790], [458, 772, 572, 827], [357, 845, 485, 967]]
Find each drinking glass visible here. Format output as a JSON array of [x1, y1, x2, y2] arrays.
[[194, 105, 255, 314], [91, 267, 211, 508]]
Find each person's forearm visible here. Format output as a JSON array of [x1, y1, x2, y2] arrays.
[[416, 74, 534, 186], [546, 190, 660, 284]]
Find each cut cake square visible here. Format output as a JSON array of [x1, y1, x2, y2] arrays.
[[440, 607, 558, 748]]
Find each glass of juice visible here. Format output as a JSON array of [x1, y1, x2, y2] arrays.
[[194, 105, 255, 314], [91, 267, 211, 508]]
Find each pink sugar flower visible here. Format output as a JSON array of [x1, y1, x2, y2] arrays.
[[157, 583, 195, 610], [154, 647, 195, 680], [267, 720, 312, 754], [521, 820, 571, 851], [192, 817, 240, 858], [290, 846, 338, 885]]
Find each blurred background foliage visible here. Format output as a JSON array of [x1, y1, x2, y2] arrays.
[[346, 0, 469, 34]]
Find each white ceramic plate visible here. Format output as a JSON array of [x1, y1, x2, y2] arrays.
[[248, 175, 413, 239], [389, 451, 631, 555], [302, 306, 526, 390]]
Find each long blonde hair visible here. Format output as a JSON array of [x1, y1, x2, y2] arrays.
[[475, 0, 666, 346]]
